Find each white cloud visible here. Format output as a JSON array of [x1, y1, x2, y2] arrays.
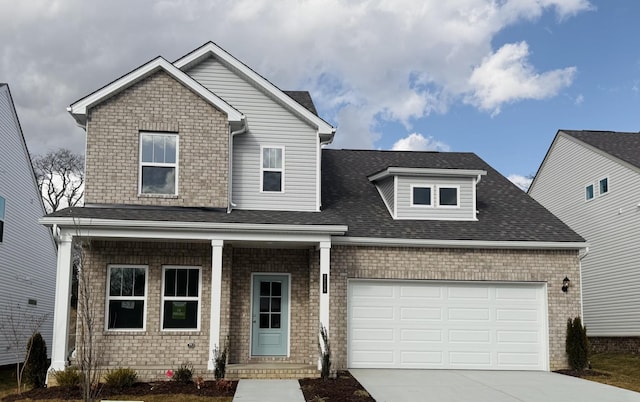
[[508, 174, 533, 191], [392, 133, 450, 152], [465, 42, 577, 114], [575, 94, 584, 105]]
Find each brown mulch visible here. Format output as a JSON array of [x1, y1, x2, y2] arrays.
[[554, 369, 610, 378], [1, 380, 237, 401], [299, 371, 375, 402]]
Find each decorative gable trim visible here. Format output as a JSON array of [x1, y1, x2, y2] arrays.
[[68, 57, 244, 128], [174, 42, 335, 140]]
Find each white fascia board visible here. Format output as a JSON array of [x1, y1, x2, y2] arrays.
[[332, 236, 588, 250], [368, 167, 487, 182], [68, 57, 244, 127], [173, 42, 335, 136]]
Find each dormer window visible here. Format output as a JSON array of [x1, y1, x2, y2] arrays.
[[261, 146, 284, 192], [439, 186, 459, 207], [411, 186, 432, 206]]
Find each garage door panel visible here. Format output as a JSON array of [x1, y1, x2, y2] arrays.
[[348, 280, 548, 371]]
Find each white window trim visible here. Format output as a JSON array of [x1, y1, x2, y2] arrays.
[[260, 145, 285, 193], [585, 183, 595, 201], [0, 195, 5, 244], [105, 264, 148, 332], [410, 184, 434, 208], [598, 177, 609, 196], [437, 185, 460, 208], [138, 132, 179, 196], [161, 265, 202, 332]]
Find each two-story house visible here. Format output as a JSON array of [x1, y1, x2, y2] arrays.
[[529, 130, 640, 353], [42, 43, 586, 381], [0, 83, 57, 365]]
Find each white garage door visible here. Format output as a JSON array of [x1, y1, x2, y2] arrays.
[[348, 280, 548, 370]]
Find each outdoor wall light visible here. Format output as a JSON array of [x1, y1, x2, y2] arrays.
[[562, 277, 570, 293]]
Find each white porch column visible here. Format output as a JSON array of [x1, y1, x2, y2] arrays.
[[47, 233, 73, 380], [208, 239, 224, 370], [319, 241, 331, 333]]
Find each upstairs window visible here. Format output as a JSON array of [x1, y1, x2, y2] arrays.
[[585, 184, 594, 200], [140, 132, 178, 195], [0, 196, 5, 243], [439, 186, 459, 207], [261, 146, 284, 192], [411, 186, 432, 206], [599, 178, 609, 195], [107, 265, 147, 330], [162, 266, 201, 330]]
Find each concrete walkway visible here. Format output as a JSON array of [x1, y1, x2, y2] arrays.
[[351, 369, 640, 402], [233, 379, 305, 402]]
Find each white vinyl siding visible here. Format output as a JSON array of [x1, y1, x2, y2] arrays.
[[529, 134, 640, 336], [376, 177, 396, 216], [0, 85, 57, 365], [187, 58, 319, 211], [348, 280, 548, 370], [396, 176, 474, 220]]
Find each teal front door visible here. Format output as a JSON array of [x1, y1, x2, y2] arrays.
[[251, 274, 289, 356]]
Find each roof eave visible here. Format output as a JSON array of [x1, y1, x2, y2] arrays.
[[333, 236, 587, 250]]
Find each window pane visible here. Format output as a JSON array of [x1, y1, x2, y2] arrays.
[[121, 268, 133, 296], [413, 187, 431, 205], [188, 269, 199, 297], [273, 148, 282, 168], [153, 136, 165, 163], [271, 314, 281, 329], [260, 314, 269, 328], [165, 136, 177, 163], [0, 220, 3, 243], [599, 178, 608, 194], [110, 267, 122, 296], [141, 166, 175, 194], [164, 269, 176, 296], [586, 185, 594, 200], [263, 171, 282, 192], [439, 187, 458, 206], [133, 268, 145, 296], [260, 297, 270, 312], [262, 148, 271, 168], [260, 281, 270, 296], [271, 297, 281, 313], [163, 301, 198, 329], [272, 282, 281, 297], [141, 135, 153, 163], [176, 269, 188, 297], [0, 196, 5, 220], [108, 300, 144, 329]]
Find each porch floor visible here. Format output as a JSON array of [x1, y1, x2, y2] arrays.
[[226, 363, 320, 380]]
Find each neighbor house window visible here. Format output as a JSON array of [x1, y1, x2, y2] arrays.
[[585, 184, 594, 200], [0, 196, 5, 243], [438, 186, 459, 207], [261, 146, 284, 192], [140, 132, 178, 195], [107, 265, 147, 330], [599, 178, 609, 195], [162, 266, 201, 330], [411, 186, 432, 206]]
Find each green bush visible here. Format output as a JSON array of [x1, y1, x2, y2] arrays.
[[52, 366, 82, 387], [172, 363, 193, 384], [24, 332, 49, 388], [566, 316, 590, 370], [213, 341, 228, 380], [104, 367, 137, 389]]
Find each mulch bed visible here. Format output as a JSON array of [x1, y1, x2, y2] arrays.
[[299, 371, 375, 402], [1, 380, 237, 401], [554, 369, 610, 378]]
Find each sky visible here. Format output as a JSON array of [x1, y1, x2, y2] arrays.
[[2, 0, 639, 190]]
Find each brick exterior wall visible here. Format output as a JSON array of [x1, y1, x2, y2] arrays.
[[84, 70, 229, 207], [589, 337, 640, 355], [329, 246, 582, 371]]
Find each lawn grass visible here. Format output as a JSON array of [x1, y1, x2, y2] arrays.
[[586, 353, 640, 393]]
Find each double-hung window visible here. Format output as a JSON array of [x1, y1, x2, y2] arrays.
[[162, 266, 201, 330], [0, 196, 5, 243], [107, 265, 147, 330], [140, 132, 178, 195], [261, 146, 284, 192]]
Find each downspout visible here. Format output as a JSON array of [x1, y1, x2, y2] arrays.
[[578, 246, 589, 319], [227, 118, 247, 213]]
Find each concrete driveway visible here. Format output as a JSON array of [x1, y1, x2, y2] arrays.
[[350, 369, 640, 402]]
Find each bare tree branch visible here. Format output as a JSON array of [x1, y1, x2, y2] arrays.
[[31, 148, 85, 213]]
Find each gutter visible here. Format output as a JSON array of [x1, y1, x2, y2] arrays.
[[227, 118, 248, 213]]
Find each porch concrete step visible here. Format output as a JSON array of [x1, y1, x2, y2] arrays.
[[225, 363, 320, 379]]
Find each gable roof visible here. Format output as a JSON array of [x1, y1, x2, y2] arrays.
[[44, 149, 584, 247], [174, 42, 334, 140], [283, 91, 318, 116], [68, 56, 244, 128], [561, 130, 640, 169]]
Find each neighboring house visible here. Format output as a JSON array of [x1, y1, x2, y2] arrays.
[[0, 84, 57, 365], [41, 43, 586, 381], [529, 130, 640, 353]]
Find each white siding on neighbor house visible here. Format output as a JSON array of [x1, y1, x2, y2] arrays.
[[0, 85, 57, 365], [395, 176, 475, 220], [529, 134, 640, 336], [187, 57, 319, 211], [376, 176, 396, 216]]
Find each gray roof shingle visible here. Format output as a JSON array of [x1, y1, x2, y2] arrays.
[[562, 130, 640, 169], [48, 149, 583, 244], [283, 91, 318, 116]]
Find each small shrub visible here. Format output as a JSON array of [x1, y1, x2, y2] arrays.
[[52, 366, 82, 387], [213, 338, 228, 380], [104, 367, 137, 389], [566, 316, 590, 370], [24, 332, 49, 388], [172, 363, 193, 384], [318, 325, 331, 380]]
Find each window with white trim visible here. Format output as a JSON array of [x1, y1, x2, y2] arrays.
[[140, 132, 178, 195], [0, 196, 5, 243], [411, 186, 432, 206], [261, 146, 284, 192], [438, 186, 459, 207], [162, 266, 201, 330], [107, 265, 147, 330], [599, 177, 609, 195], [585, 184, 594, 200]]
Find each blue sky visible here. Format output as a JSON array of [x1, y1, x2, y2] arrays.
[[1, 0, 638, 189]]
